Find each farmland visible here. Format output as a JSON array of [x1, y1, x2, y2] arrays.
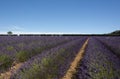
[[0, 36, 120, 79]]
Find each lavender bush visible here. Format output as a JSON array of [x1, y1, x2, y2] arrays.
[[73, 37, 120, 79], [0, 36, 83, 73], [96, 36, 120, 58], [10, 37, 87, 79]]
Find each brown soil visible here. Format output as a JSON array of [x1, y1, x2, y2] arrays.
[[0, 38, 89, 79], [0, 62, 23, 79], [61, 38, 89, 79]]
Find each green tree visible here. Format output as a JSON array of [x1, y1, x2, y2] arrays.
[[7, 31, 13, 35]]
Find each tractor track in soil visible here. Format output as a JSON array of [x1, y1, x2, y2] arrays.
[[61, 38, 89, 79], [0, 62, 23, 79], [0, 38, 89, 79]]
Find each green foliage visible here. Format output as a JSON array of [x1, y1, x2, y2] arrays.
[[19, 63, 41, 79], [41, 58, 52, 67], [88, 61, 117, 79], [16, 44, 48, 63], [6, 46, 14, 51], [17, 48, 68, 79], [0, 55, 10, 63], [19, 57, 59, 79], [16, 51, 29, 62], [7, 31, 13, 35], [109, 30, 120, 35], [0, 54, 12, 71]]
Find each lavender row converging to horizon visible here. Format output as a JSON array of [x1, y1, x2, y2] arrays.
[[10, 37, 87, 79], [0, 36, 120, 79], [73, 37, 120, 79], [0, 36, 86, 73]]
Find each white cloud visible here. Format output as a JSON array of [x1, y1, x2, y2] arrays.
[[9, 31, 80, 34], [8, 25, 24, 31], [0, 31, 84, 34], [0, 25, 93, 34], [112, 25, 120, 29], [0, 25, 24, 31], [0, 25, 26, 34]]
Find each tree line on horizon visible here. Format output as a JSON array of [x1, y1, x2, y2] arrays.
[[1, 30, 120, 36]]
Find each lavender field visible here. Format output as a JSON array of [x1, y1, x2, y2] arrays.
[[0, 36, 120, 79]]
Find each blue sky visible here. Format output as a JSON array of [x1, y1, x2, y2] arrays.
[[0, 0, 120, 34]]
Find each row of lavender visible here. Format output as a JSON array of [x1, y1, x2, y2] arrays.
[[10, 37, 87, 79], [96, 36, 120, 58], [0, 36, 79, 56], [0, 36, 82, 73], [73, 37, 120, 79]]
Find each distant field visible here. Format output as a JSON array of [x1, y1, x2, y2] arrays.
[[0, 36, 120, 79]]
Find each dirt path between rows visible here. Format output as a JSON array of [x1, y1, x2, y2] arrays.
[[61, 38, 89, 79], [0, 62, 23, 79], [0, 38, 89, 79]]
